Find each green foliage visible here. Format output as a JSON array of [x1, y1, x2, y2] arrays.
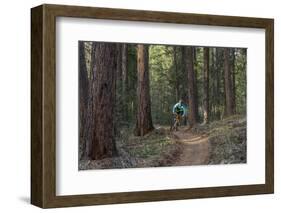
[[121, 127, 175, 160], [149, 45, 184, 125], [130, 137, 172, 158], [85, 42, 247, 127], [148, 45, 246, 125], [149, 45, 172, 124]]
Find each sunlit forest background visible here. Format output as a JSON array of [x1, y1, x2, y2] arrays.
[[79, 42, 247, 170]]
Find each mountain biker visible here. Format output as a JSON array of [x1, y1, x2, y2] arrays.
[[172, 99, 187, 120]]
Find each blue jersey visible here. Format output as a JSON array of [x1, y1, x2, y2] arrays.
[[172, 102, 187, 116]]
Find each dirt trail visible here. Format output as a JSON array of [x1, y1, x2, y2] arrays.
[[172, 128, 210, 166]]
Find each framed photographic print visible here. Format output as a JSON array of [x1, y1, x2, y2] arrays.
[[31, 4, 274, 208]]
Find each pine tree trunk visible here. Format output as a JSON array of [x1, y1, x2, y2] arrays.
[[79, 41, 90, 159], [210, 48, 216, 120], [134, 44, 154, 136], [91, 43, 118, 160], [223, 48, 235, 116], [84, 77, 94, 159], [215, 48, 223, 119], [122, 44, 129, 121], [116, 44, 123, 126], [230, 49, 236, 113], [203, 47, 210, 123], [185, 46, 198, 126], [180, 47, 188, 125], [173, 46, 180, 101], [193, 48, 199, 120]]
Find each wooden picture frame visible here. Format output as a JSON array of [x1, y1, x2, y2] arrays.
[[31, 4, 274, 208]]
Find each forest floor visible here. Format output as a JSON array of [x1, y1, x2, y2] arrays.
[[79, 115, 246, 170]]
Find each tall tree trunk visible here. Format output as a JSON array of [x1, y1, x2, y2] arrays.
[[193, 48, 199, 120], [181, 47, 188, 125], [215, 48, 223, 119], [203, 47, 210, 123], [242, 49, 247, 107], [210, 48, 216, 120], [230, 48, 236, 113], [223, 48, 235, 116], [115, 44, 123, 126], [79, 41, 90, 159], [122, 44, 129, 121], [84, 76, 94, 159], [173, 46, 180, 101], [185, 46, 198, 126], [91, 43, 118, 160], [134, 44, 154, 136]]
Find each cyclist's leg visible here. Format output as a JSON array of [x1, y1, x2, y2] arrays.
[[178, 114, 182, 126], [175, 114, 180, 131]]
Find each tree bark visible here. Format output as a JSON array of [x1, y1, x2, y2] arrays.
[[134, 44, 154, 136], [223, 48, 235, 116], [116, 44, 122, 81], [193, 48, 199, 120], [91, 43, 118, 160], [79, 41, 90, 159], [230, 48, 236, 113], [203, 47, 210, 123], [210, 48, 216, 120], [84, 76, 94, 159], [122, 44, 129, 121], [215, 48, 223, 119], [115, 44, 123, 125], [181, 47, 188, 125], [173, 46, 180, 101], [185, 46, 198, 126]]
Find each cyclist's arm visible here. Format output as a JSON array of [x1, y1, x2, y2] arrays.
[[172, 104, 177, 114]]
